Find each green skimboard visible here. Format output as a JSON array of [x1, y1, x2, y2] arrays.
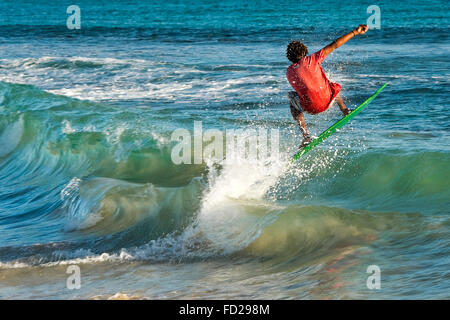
[[292, 83, 388, 161]]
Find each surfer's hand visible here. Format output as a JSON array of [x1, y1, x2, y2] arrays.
[[342, 108, 351, 116], [354, 24, 369, 35]]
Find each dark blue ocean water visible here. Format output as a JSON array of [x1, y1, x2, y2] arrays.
[[0, 0, 448, 299]]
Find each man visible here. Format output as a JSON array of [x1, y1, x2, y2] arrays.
[[286, 24, 369, 147]]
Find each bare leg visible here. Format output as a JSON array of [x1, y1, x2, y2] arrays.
[[290, 103, 312, 147], [336, 94, 350, 116]]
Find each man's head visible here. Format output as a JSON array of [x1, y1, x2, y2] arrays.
[[286, 41, 308, 63]]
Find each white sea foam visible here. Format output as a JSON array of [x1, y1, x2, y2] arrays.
[[177, 142, 289, 254], [0, 261, 29, 269], [0, 56, 283, 102]]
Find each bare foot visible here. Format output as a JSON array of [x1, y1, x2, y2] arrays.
[[342, 108, 351, 116], [299, 136, 312, 148]]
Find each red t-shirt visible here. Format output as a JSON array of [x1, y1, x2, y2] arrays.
[[286, 49, 341, 114]]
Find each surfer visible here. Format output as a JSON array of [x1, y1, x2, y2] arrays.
[[286, 24, 369, 147]]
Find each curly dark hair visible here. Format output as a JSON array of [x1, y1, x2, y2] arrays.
[[286, 41, 308, 63]]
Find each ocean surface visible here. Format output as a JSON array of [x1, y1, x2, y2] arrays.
[[0, 0, 449, 299]]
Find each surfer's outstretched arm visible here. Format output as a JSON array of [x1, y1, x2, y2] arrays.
[[322, 24, 369, 58]]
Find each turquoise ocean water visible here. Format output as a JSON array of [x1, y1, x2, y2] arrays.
[[0, 0, 449, 299]]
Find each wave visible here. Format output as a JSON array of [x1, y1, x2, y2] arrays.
[[0, 114, 23, 157], [0, 203, 428, 271], [0, 81, 448, 271]]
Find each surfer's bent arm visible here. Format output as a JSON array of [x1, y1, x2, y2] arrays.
[[322, 24, 369, 58]]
